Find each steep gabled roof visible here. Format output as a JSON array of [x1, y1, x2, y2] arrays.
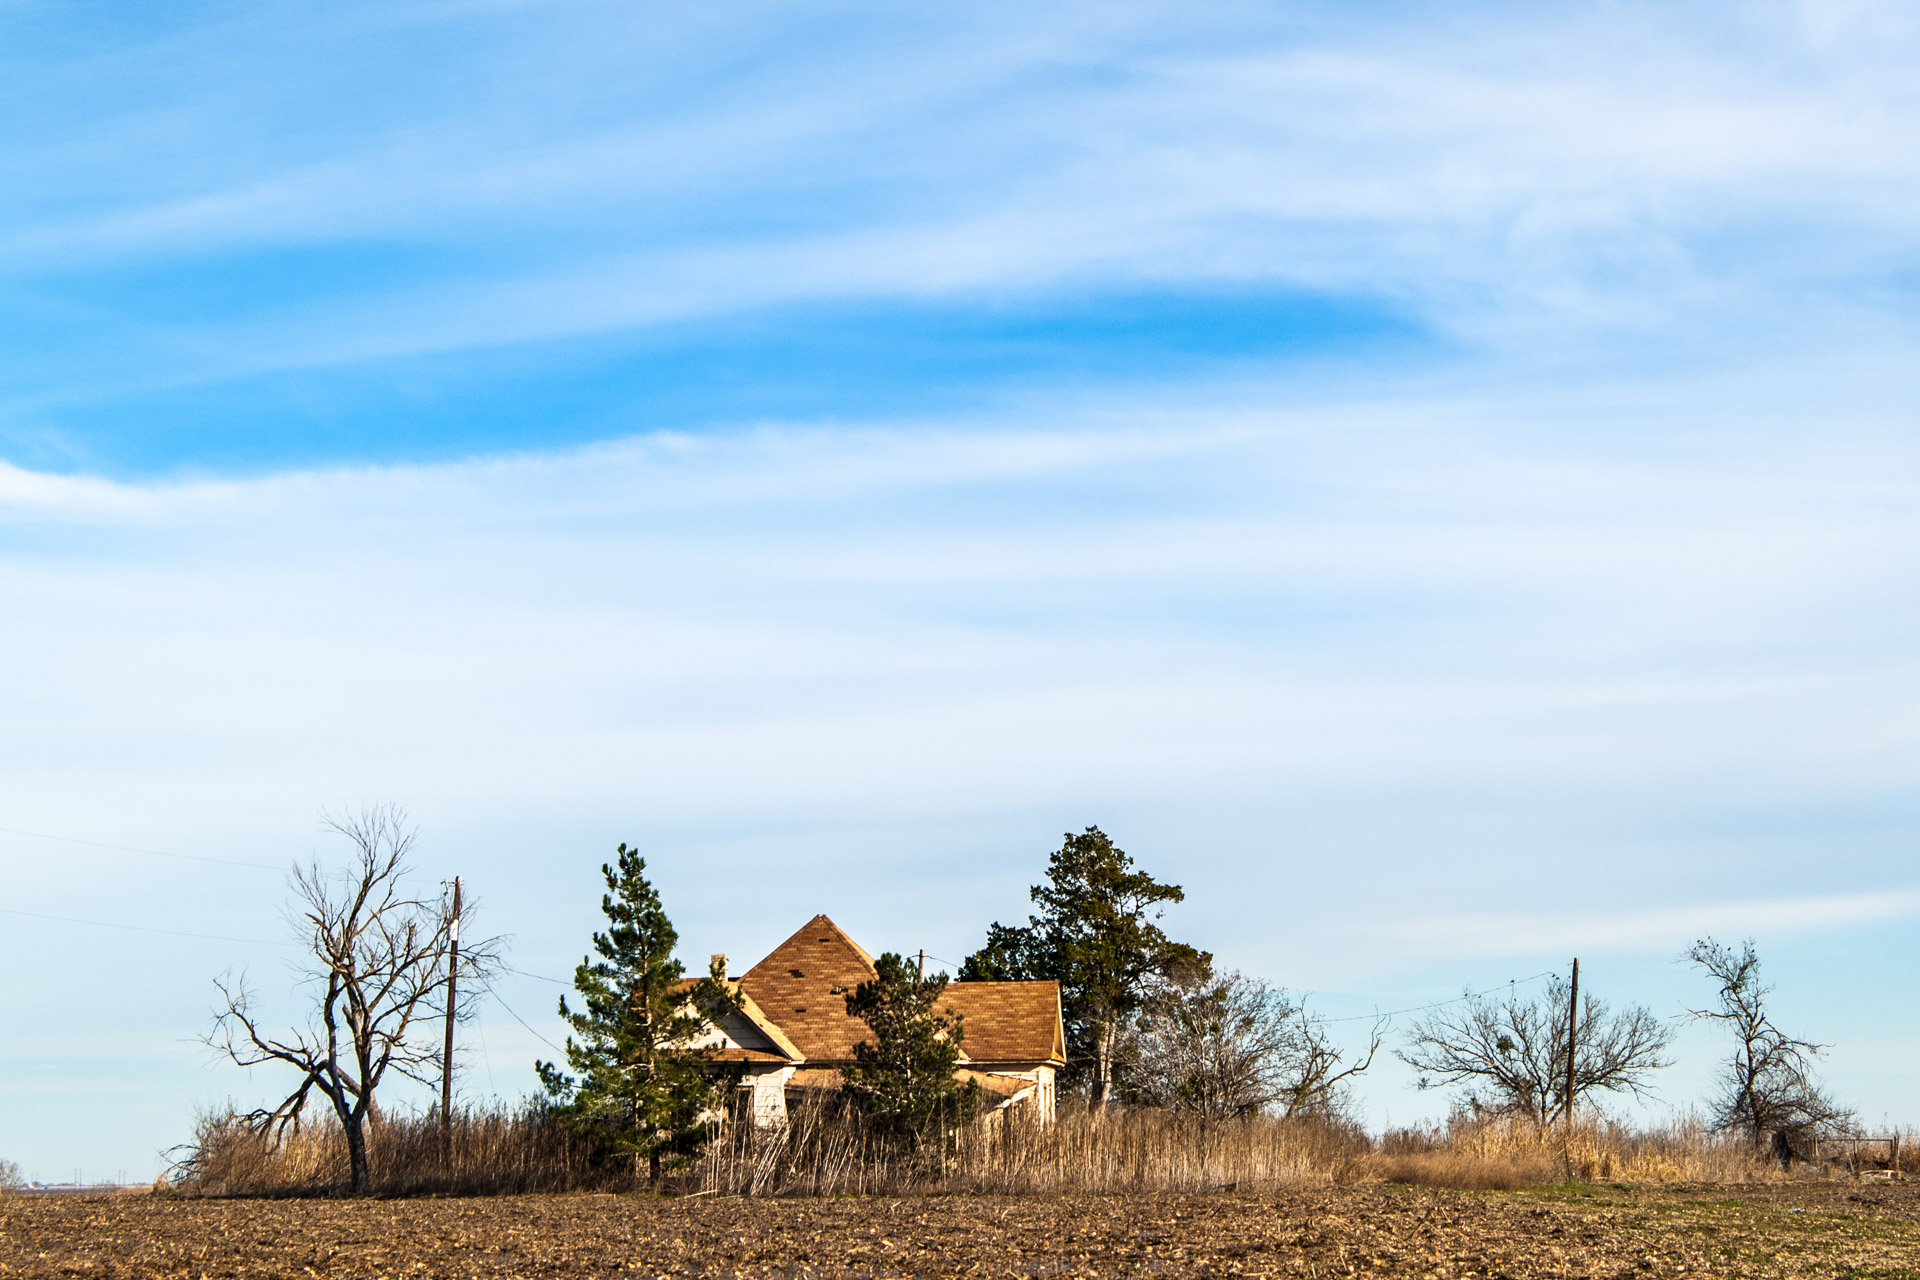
[[738, 914, 880, 1062], [738, 916, 1068, 1069], [733, 986, 806, 1061], [940, 981, 1066, 1065], [672, 979, 805, 1063]]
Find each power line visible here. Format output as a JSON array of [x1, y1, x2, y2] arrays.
[[481, 978, 567, 1054], [2, 879, 1565, 1041], [0, 824, 283, 872], [923, 950, 1557, 1026], [473, 1001, 499, 1099], [0, 906, 289, 948], [1317, 970, 1560, 1023], [502, 964, 571, 985]]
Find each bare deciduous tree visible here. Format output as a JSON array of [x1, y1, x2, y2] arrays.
[[1277, 1008, 1386, 1120], [1687, 937, 1850, 1149], [207, 805, 500, 1193], [1125, 967, 1381, 1121], [1399, 975, 1671, 1127]]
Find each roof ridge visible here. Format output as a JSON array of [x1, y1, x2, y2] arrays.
[[744, 914, 879, 982], [818, 913, 876, 969], [737, 915, 883, 1062]]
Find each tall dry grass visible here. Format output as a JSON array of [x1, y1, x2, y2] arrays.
[[694, 1099, 1372, 1196], [173, 1103, 616, 1197], [1371, 1112, 1776, 1190], [172, 1102, 1809, 1199]]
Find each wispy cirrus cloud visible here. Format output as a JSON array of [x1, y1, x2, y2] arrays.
[[3, 0, 1919, 467]]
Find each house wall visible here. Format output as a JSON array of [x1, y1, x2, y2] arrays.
[[682, 999, 801, 1128], [740, 1065, 795, 1128], [980, 1064, 1056, 1122], [1034, 1066, 1055, 1123]]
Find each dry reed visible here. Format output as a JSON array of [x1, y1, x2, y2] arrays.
[[171, 1102, 1817, 1199], [693, 1100, 1372, 1196], [1371, 1112, 1777, 1189], [173, 1103, 616, 1198]]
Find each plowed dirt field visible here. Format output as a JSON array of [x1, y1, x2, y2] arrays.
[[5, 1182, 1918, 1278]]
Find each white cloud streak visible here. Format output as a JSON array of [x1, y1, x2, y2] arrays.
[[3, 337, 1916, 1177], [2, 0, 1917, 395], [4, 376, 1917, 859]]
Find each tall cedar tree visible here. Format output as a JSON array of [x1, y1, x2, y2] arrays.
[[841, 953, 980, 1149], [961, 827, 1206, 1112], [536, 845, 737, 1182]]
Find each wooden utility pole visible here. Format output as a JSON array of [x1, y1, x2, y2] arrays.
[[1562, 956, 1579, 1129], [917, 949, 926, 982], [441, 875, 462, 1170]]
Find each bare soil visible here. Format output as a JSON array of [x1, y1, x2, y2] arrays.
[[4, 1181, 1918, 1278]]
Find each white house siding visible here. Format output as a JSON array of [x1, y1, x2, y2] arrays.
[[740, 1066, 795, 1128]]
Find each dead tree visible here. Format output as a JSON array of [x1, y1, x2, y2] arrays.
[[1276, 1009, 1385, 1120], [1687, 937, 1850, 1149], [1399, 975, 1671, 1126], [1125, 967, 1382, 1121], [207, 805, 500, 1193]]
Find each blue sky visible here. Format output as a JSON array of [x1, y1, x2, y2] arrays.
[[4, 0, 1920, 1179]]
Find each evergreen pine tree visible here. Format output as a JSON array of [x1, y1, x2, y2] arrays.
[[960, 826, 1207, 1112], [536, 844, 737, 1182], [842, 953, 980, 1151]]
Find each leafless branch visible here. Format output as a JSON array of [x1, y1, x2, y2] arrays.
[[1398, 976, 1671, 1127], [1687, 937, 1850, 1145], [204, 804, 504, 1192], [1126, 968, 1380, 1121]]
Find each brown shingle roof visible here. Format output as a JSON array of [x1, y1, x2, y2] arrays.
[[739, 916, 1066, 1069], [671, 978, 806, 1062], [940, 981, 1066, 1065], [709, 1047, 796, 1064], [787, 1067, 846, 1092], [732, 986, 805, 1061], [789, 1067, 1039, 1098], [738, 914, 879, 1063]]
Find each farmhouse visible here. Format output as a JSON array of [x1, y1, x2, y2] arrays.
[[693, 914, 1066, 1128]]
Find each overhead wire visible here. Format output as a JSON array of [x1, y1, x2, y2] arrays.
[[2, 838, 1568, 1049], [920, 949, 1561, 1026], [473, 1002, 499, 1099], [0, 830, 668, 1084], [0, 905, 290, 948], [2, 900, 1568, 1024], [1316, 969, 1560, 1023], [502, 964, 571, 985], [4, 899, 568, 1073], [481, 977, 568, 1055], [0, 823, 284, 871]]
